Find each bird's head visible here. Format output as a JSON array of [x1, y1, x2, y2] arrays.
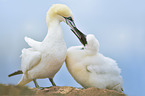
[[46, 4, 75, 28], [85, 34, 99, 53], [71, 28, 99, 54]]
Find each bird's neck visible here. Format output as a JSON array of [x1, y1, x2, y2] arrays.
[[43, 19, 64, 43], [85, 46, 99, 55]]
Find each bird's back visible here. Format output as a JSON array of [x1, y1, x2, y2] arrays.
[[66, 46, 123, 92]]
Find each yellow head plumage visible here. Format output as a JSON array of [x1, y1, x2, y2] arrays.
[[46, 4, 73, 24]]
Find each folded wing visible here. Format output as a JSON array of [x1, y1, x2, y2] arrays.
[[21, 48, 41, 74], [86, 56, 121, 75]]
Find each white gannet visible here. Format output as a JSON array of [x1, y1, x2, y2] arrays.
[[65, 28, 123, 92], [8, 4, 77, 89]]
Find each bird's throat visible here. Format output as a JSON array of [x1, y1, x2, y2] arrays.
[[43, 20, 64, 43]]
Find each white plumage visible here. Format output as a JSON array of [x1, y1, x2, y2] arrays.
[[65, 34, 123, 92], [9, 4, 77, 88]]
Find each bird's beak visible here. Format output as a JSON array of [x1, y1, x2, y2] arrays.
[[64, 17, 76, 29], [63, 16, 87, 46], [71, 27, 87, 46]]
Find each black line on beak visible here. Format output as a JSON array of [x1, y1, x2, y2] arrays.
[[71, 27, 87, 46], [63, 16, 76, 29], [63, 16, 87, 46]]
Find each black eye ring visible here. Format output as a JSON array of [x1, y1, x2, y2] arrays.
[[67, 17, 73, 21], [81, 47, 84, 50], [63, 16, 73, 21]]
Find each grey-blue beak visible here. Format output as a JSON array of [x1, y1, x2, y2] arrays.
[[64, 16, 87, 46]]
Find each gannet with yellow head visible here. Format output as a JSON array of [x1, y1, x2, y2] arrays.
[[8, 4, 77, 89]]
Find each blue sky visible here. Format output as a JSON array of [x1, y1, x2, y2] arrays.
[[0, 0, 145, 96]]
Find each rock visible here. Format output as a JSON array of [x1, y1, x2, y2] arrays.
[[0, 84, 126, 96], [0, 84, 35, 96]]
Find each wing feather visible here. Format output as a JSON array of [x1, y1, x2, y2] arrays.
[[25, 37, 41, 49], [86, 56, 120, 75], [21, 48, 41, 73]]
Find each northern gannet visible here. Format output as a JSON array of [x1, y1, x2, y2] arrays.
[[8, 4, 77, 89], [65, 28, 123, 92]]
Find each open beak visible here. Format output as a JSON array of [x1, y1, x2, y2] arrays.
[[64, 17, 87, 46]]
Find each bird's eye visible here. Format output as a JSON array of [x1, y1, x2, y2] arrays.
[[81, 47, 84, 50], [63, 16, 73, 21], [67, 17, 73, 21]]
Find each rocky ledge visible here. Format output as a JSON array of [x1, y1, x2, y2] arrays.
[[0, 84, 125, 96]]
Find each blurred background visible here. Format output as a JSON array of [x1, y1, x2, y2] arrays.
[[0, 0, 145, 96]]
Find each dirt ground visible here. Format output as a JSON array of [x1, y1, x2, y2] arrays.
[[0, 84, 126, 96]]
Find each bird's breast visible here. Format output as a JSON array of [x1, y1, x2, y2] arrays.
[[27, 42, 67, 78], [42, 42, 67, 62]]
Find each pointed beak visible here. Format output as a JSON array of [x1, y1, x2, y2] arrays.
[[71, 27, 87, 46], [64, 16, 87, 46]]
